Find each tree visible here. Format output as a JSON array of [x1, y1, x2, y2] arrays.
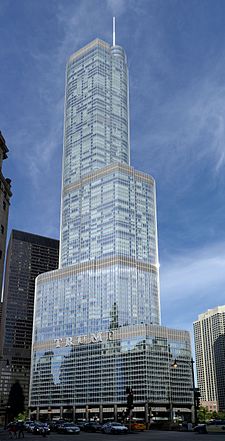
[[16, 410, 28, 421], [197, 406, 212, 422], [217, 411, 225, 420], [7, 381, 25, 419]]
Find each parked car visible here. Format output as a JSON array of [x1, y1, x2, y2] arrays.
[[130, 419, 145, 431], [194, 420, 225, 434], [83, 422, 102, 432], [27, 422, 36, 433], [39, 423, 50, 437], [193, 424, 207, 434], [76, 421, 86, 430], [102, 422, 128, 434], [29, 422, 50, 435], [58, 423, 80, 434], [207, 420, 225, 433], [50, 419, 66, 431], [24, 420, 34, 430]]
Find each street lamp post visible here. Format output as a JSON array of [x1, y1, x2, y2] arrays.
[[145, 400, 152, 429], [190, 359, 197, 424], [168, 358, 176, 423], [4, 405, 10, 428], [126, 387, 133, 432], [172, 358, 199, 425]]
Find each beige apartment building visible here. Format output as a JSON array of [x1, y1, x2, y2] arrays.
[[194, 306, 225, 412]]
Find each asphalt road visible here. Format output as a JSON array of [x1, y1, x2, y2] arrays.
[[0, 430, 224, 441]]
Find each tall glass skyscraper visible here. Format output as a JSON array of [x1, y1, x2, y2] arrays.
[[59, 38, 160, 326], [29, 36, 193, 422], [0, 230, 59, 425]]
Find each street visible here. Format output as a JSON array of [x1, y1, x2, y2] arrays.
[[0, 430, 224, 441]]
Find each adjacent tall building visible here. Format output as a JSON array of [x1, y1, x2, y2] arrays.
[[194, 306, 225, 412], [0, 230, 59, 424], [0, 302, 2, 329], [29, 34, 193, 421], [0, 132, 12, 298]]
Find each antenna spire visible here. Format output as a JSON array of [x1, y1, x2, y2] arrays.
[[113, 17, 116, 46]]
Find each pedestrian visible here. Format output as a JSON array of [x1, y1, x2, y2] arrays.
[[16, 422, 24, 439], [7, 422, 17, 439], [7, 423, 13, 439]]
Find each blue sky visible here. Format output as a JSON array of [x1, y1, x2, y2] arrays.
[[1, 0, 225, 336]]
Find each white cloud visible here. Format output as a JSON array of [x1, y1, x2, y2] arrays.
[[106, 0, 127, 16], [134, 53, 225, 189], [160, 241, 225, 330]]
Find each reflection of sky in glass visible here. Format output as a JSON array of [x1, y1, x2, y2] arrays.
[[34, 264, 159, 343], [51, 355, 62, 384], [60, 169, 158, 269], [30, 327, 193, 407], [169, 340, 190, 358], [121, 337, 145, 352]]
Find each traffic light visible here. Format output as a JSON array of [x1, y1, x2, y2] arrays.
[[121, 410, 126, 422], [194, 389, 201, 409], [126, 387, 134, 410]]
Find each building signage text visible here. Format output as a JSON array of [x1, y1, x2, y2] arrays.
[[54, 331, 114, 348]]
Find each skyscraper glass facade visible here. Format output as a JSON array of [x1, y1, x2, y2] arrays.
[[63, 40, 129, 187], [29, 38, 193, 420], [0, 230, 59, 425], [30, 325, 192, 413]]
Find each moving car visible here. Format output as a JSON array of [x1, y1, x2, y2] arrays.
[[101, 422, 128, 434]]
